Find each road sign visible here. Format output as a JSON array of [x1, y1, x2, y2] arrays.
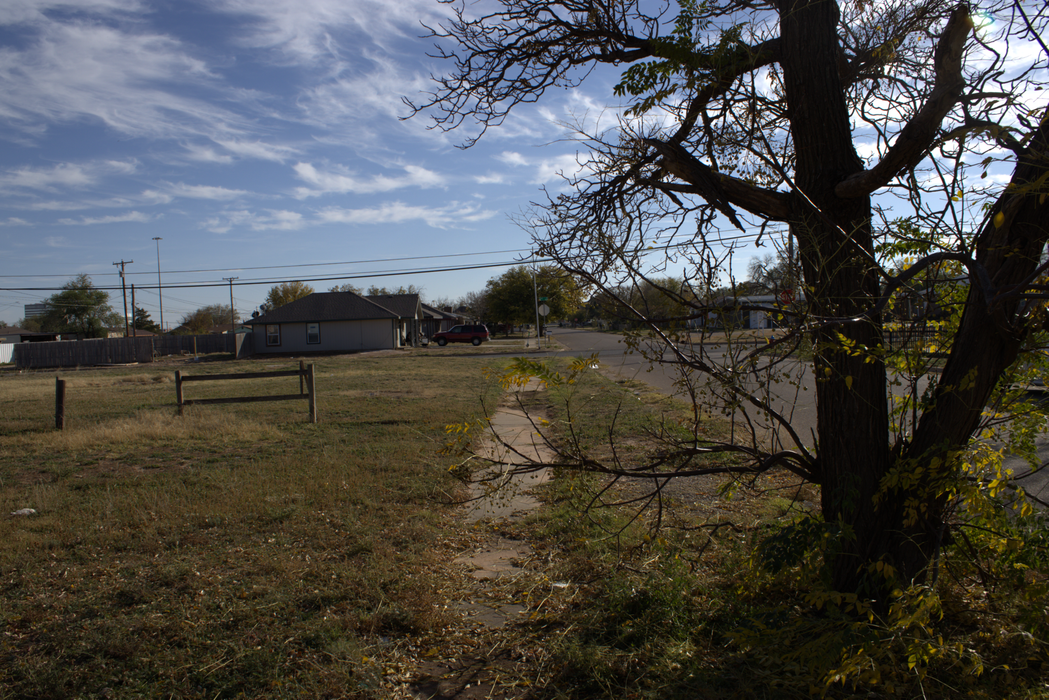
[[538, 304, 550, 317], [539, 297, 548, 301]]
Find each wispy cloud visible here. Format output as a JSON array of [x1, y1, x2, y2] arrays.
[[316, 201, 495, 228], [203, 209, 304, 233], [0, 160, 137, 192], [0, 19, 249, 142], [182, 143, 235, 164], [495, 150, 580, 185], [293, 162, 444, 197], [0, 1, 143, 26], [212, 0, 448, 62], [143, 182, 252, 201], [57, 211, 151, 225], [214, 139, 298, 163]]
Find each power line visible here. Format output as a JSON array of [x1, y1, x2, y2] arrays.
[[0, 248, 534, 279], [0, 258, 541, 293]]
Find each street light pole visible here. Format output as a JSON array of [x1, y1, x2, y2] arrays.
[[153, 237, 164, 332]]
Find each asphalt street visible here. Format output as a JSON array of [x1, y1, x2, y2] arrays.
[[543, 327, 1049, 505]]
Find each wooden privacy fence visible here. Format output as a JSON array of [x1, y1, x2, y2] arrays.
[[13, 334, 237, 369], [175, 362, 318, 423]]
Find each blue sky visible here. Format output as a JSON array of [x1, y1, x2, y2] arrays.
[[0, 0, 652, 327], [1, 2, 1031, 329]]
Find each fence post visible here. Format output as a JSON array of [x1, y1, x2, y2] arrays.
[[299, 360, 305, 395], [307, 363, 317, 424], [175, 370, 184, 416], [55, 376, 66, 430]]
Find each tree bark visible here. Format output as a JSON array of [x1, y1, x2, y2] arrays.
[[779, 0, 894, 595]]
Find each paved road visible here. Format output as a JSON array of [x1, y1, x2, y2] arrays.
[[545, 327, 817, 447], [543, 328, 1049, 505]]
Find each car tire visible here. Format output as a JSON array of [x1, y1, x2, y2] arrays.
[[472, 337, 482, 346], [437, 338, 447, 346]]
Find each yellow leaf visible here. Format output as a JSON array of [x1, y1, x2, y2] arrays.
[[994, 211, 1005, 228], [845, 375, 853, 390]]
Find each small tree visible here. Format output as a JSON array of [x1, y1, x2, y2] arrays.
[[132, 306, 161, 333], [177, 304, 236, 335], [265, 281, 314, 309], [328, 283, 362, 294]]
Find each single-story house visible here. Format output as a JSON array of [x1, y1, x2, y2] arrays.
[[365, 294, 423, 346], [244, 291, 422, 354], [421, 303, 463, 338], [692, 294, 799, 330], [0, 327, 60, 343]]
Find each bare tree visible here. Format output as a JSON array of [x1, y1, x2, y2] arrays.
[[412, 0, 1049, 600]]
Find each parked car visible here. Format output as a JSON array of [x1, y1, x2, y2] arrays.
[[431, 324, 490, 346]]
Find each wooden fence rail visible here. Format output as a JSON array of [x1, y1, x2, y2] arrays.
[[175, 362, 317, 423]]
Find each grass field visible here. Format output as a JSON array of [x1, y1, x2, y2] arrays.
[[0, 352, 502, 698], [1, 349, 1046, 699]]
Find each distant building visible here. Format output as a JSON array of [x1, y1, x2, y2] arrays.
[[24, 303, 48, 319]]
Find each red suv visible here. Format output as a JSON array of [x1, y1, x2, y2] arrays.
[[431, 324, 490, 346]]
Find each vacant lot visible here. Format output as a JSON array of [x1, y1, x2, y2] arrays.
[[0, 352, 504, 698], [2, 350, 1045, 700]]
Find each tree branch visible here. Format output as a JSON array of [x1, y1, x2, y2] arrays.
[[835, 4, 972, 198], [643, 138, 793, 224]]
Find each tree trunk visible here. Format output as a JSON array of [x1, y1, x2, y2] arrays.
[[895, 113, 1049, 582], [779, 0, 895, 595]]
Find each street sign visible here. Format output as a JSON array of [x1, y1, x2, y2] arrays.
[[539, 297, 548, 301], [538, 304, 550, 317]]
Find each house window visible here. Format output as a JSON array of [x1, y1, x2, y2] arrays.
[[266, 324, 281, 346], [306, 323, 321, 345]]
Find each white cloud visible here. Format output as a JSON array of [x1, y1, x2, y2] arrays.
[[316, 201, 495, 228], [57, 211, 150, 225], [203, 209, 304, 233], [211, 0, 448, 62], [0, 1, 142, 26], [474, 173, 506, 185], [0, 160, 137, 192], [0, 217, 30, 226], [0, 20, 250, 142], [144, 182, 251, 201], [293, 162, 444, 197], [214, 139, 298, 163], [497, 152, 529, 167], [494, 150, 581, 185], [182, 143, 235, 164]]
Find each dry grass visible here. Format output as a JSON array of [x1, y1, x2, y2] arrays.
[[0, 353, 503, 698]]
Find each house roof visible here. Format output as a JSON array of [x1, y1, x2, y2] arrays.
[[1, 327, 59, 339], [366, 294, 421, 319], [245, 292, 401, 325], [421, 303, 459, 320]]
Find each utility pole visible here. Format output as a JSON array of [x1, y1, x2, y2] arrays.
[[113, 259, 133, 338], [224, 277, 238, 354], [130, 284, 136, 337], [153, 237, 164, 332], [531, 252, 541, 349]]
